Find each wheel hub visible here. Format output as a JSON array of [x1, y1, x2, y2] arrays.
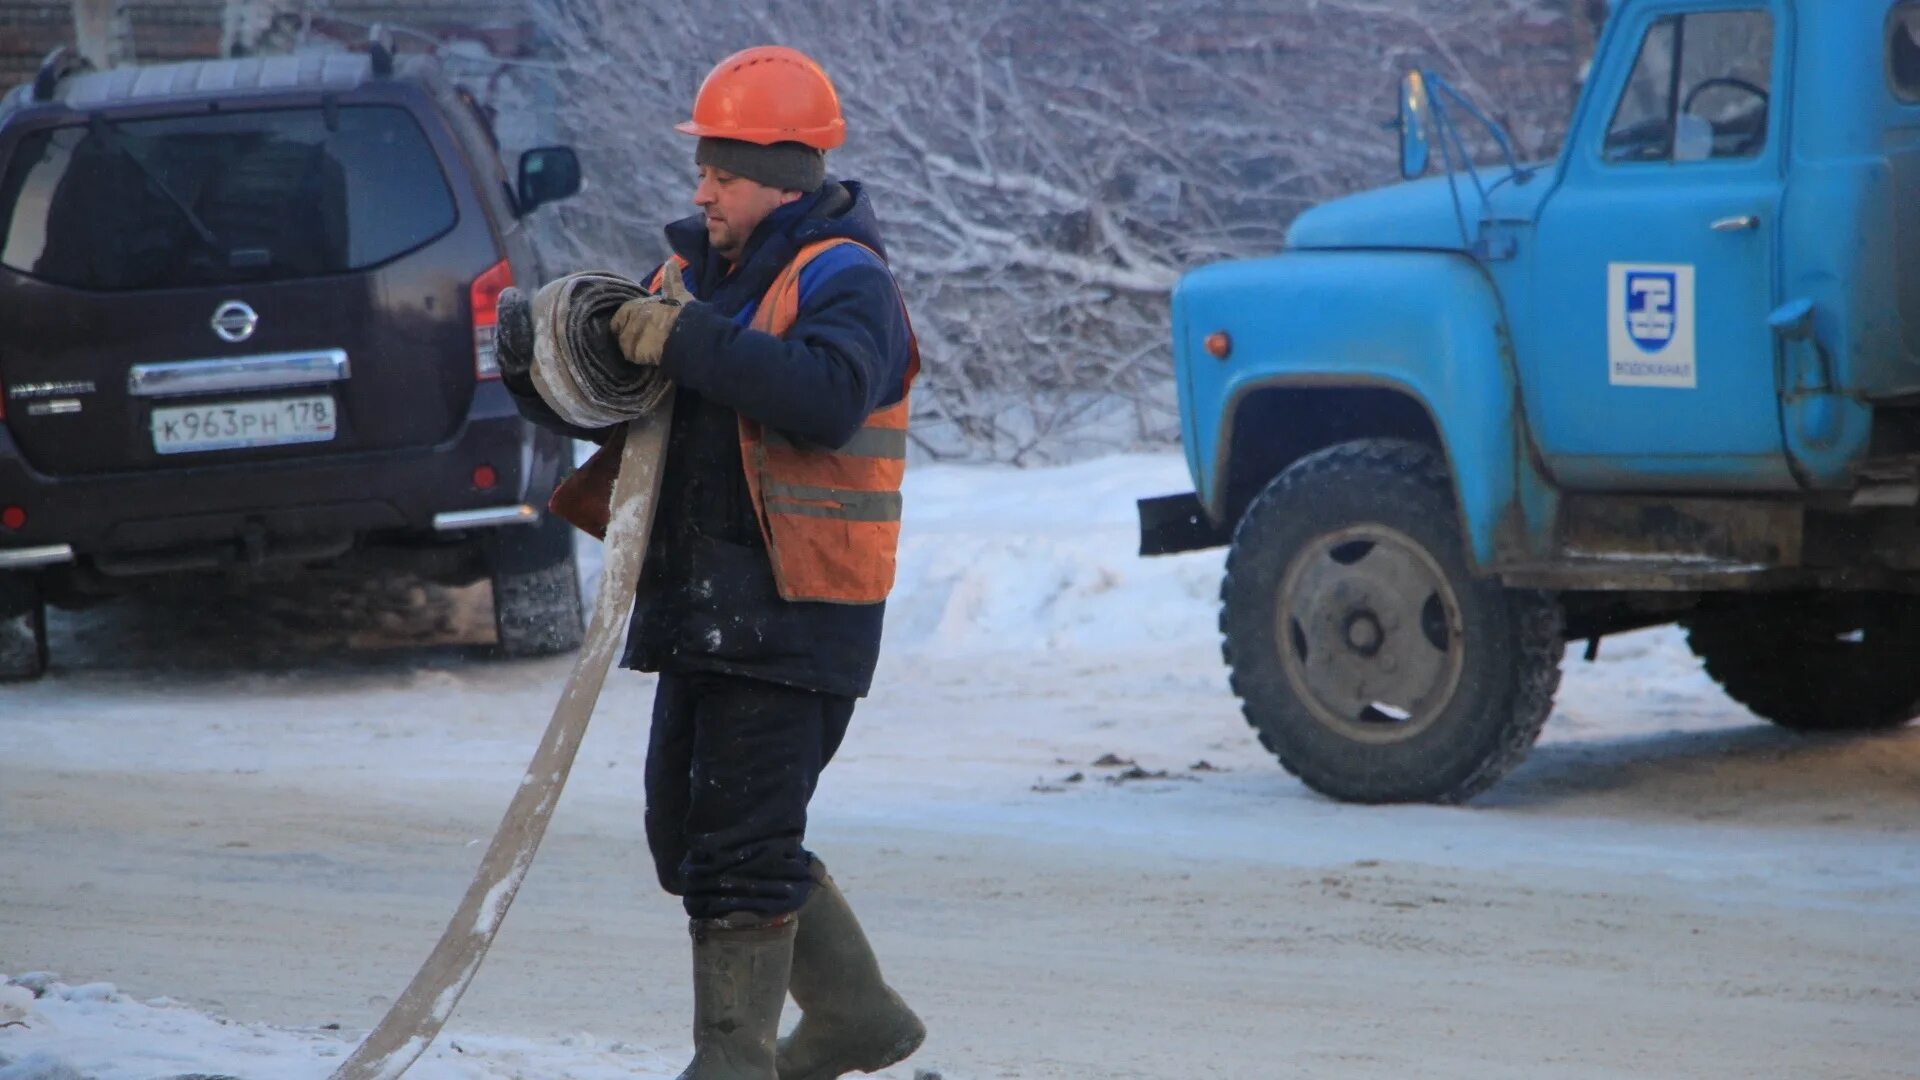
[[1342, 610, 1385, 656], [1276, 525, 1467, 743]]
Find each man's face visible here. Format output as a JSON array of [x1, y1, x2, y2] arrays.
[[693, 166, 801, 263]]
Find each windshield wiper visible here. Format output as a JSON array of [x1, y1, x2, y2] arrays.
[[87, 114, 226, 254]]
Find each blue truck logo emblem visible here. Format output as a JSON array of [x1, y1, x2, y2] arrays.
[[1624, 271, 1677, 352], [1608, 263, 1696, 389]]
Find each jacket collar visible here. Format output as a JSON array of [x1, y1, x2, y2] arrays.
[[662, 180, 887, 311]]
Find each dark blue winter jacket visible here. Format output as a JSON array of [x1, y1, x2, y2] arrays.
[[508, 180, 913, 697]]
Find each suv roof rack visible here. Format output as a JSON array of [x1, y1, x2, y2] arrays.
[[33, 46, 93, 103], [29, 53, 391, 110]]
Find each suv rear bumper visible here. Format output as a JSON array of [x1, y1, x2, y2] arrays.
[[0, 383, 566, 574]]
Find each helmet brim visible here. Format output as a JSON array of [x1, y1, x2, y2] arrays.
[[673, 118, 844, 151]]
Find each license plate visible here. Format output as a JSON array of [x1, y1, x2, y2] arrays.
[[151, 394, 337, 455]]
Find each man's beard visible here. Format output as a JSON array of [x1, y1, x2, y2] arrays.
[[708, 220, 744, 262]]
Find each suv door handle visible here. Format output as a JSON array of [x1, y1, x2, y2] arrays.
[[1710, 214, 1759, 232]]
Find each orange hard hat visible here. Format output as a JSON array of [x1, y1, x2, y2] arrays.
[[675, 46, 846, 150]]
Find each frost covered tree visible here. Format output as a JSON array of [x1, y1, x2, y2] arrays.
[[222, 0, 308, 57], [530, 0, 1599, 461], [70, 0, 135, 67]]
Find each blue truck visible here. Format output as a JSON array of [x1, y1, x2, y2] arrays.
[[1142, 0, 1920, 803]]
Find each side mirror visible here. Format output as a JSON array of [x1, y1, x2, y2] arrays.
[[1398, 70, 1433, 180], [517, 146, 582, 215]]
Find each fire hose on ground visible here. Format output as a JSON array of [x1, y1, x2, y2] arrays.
[[329, 271, 670, 1080]]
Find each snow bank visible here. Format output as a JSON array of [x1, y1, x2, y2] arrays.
[[575, 451, 1225, 654], [0, 974, 683, 1080], [886, 454, 1224, 653]]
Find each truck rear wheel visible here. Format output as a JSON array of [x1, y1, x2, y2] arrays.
[[1221, 439, 1563, 804], [485, 513, 585, 659], [0, 571, 49, 681], [1683, 596, 1920, 732]]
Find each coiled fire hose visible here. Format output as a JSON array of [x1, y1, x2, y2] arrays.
[[331, 272, 669, 1080]]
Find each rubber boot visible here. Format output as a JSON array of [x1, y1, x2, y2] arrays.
[[776, 861, 926, 1080], [676, 911, 797, 1080]]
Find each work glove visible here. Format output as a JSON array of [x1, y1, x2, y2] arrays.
[[494, 286, 534, 381], [610, 265, 693, 367]]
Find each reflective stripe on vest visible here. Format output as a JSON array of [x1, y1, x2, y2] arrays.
[[650, 239, 918, 605]]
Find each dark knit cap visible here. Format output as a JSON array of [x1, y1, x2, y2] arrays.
[[695, 136, 827, 194]]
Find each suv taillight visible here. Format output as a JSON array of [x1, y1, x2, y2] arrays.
[[470, 259, 515, 381]]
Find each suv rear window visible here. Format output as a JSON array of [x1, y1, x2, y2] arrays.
[[0, 105, 456, 290]]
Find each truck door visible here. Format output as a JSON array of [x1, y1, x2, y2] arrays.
[[1529, 4, 1794, 490]]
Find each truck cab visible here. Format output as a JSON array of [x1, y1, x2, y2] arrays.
[[1149, 0, 1920, 803]]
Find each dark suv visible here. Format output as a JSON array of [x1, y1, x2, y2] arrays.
[[0, 48, 585, 679]]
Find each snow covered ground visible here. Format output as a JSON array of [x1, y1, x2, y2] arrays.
[[3, 454, 1918, 1079]]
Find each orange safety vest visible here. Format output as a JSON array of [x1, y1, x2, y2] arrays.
[[651, 238, 919, 605]]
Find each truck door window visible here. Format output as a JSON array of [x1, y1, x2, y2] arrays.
[[1890, 3, 1920, 101], [1603, 10, 1772, 165], [1604, 18, 1678, 162], [1675, 12, 1772, 160]]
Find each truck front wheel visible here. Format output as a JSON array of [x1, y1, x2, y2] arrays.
[[1683, 596, 1920, 732], [1221, 439, 1563, 804]]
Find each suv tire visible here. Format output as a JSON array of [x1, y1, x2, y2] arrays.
[[1683, 596, 1920, 732], [486, 513, 585, 658], [0, 571, 49, 681], [1221, 439, 1564, 804]]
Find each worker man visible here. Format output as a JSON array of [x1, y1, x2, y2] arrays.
[[500, 44, 924, 1080]]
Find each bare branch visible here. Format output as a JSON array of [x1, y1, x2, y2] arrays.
[[522, 0, 1596, 462]]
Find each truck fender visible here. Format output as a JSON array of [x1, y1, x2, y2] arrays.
[[1175, 249, 1557, 569]]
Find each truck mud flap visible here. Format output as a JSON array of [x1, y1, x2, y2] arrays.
[[1138, 491, 1230, 557]]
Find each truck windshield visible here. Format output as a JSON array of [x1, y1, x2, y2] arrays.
[[0, 104, 456, 291]]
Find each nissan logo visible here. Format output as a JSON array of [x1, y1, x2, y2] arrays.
[[211, 301, 259, 343]]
